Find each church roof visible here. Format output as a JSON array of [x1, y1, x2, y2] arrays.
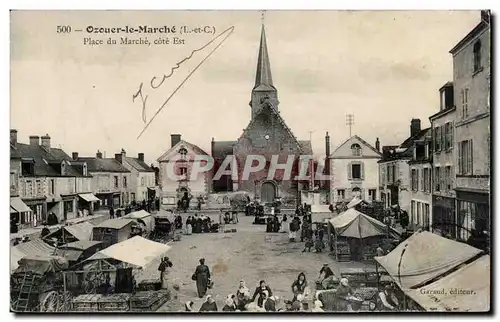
[[211, 141, 236, 162], [254, 25, 276, 91]]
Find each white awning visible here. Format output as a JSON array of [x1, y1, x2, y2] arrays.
[[79, 193, 100, 202], [10, 197, 32, 213]]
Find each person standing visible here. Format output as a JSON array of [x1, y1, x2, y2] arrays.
[[109, 207, 115, 219], [194, 258, 211, 298], [158, 256, 173, 289]]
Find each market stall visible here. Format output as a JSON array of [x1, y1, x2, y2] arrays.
[[328, 208, 400, 262], [92, 218, 135, 248], [54, 240, 104, 267], [122, 210, 154, 232], [43, 222, 94, 245]]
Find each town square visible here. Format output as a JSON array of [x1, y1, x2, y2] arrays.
[[9, 10, 491, 313]]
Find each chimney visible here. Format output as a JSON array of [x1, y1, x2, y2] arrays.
[[29, 135, 40, 146], [115, 153, 123, 164], [138, 153, 144, 162], [410, 119, 421, 137], [72, 152, 79, 160], [121, 148, 126, 158], [10, 129, 17, 146], [41, 134, 51, 149], [171, 134, 181, 148], [211, 137, 215, 157], [96, 150, 103, 159], [325, 132, 330, 157], [375, 138, 380, 152]]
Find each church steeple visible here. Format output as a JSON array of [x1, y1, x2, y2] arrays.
[[250, 22, 279, 119], [255, 25, 274, 88]]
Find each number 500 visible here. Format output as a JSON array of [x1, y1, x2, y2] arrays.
[[57, 26, 72, 33]]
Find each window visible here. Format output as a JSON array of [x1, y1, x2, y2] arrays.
[[179, 147, 188, 160], [444, 123, 452, 151], [434, 127, 441, 152], [423, 168, 430, 193], [36, 180, 43, 196], [473, 40, 482, 72], [380, 166, 386, 185], [179, 167, 188, 176], [49, 179, 55, 195], [457, 201, 489, 243], [391, 164, 396, 182], [461, 88, 469, 119], [445, 166, 452, 191], [435, 167, 441, 192], [411, 200, 416, 224], [337, 189, 345, 200], [424, 204, 430, 230], [351, 144, 362, 156], [368, 189, 377, 201], [416, 202, 422, 226], [123, 176, 127, 188], [352, 164, 361, 180], [458, 140, 473, 175], [141, 177, 145, 186], [21, 161, 35, 176], [411, 169, 418, 191], [114, 176, 119, 188]]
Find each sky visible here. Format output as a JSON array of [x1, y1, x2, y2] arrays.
[[10, 10, 481, 164]]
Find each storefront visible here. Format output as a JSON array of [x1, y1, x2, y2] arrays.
[[432, 195, 456, 237], [456, 189, 490, 243], [78, 193, 100, 215]]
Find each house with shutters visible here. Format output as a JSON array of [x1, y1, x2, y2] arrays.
[[379, 119, 430, 213], [211, 24, 312, 206], [157, 134, 211, 208], [329, 135, 381, 204]]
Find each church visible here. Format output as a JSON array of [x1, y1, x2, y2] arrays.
[[211, 24, 313, 206]]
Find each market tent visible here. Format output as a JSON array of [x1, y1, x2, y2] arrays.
[[406, 255, 490, 312], [12, 239, 57, 273], [86, 236, 171, 269], [45, 221, 94, 242], [374, 230, 483, 289], [346, 197, 363, 209], [14, 255, 68, 275], [329, 208, 398, 239], [123, 210, 153, 231], [54, 240, 104, 262], [10, 247, 25, 272], [311, 205, 332, 223]]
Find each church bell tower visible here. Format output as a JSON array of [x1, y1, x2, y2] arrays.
[[249, 24, 279, 119]]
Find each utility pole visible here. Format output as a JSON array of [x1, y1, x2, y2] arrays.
[[346, 114, 354, 137], [308, 130, 314, 190]]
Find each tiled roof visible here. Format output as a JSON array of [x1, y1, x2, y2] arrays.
[[212, 141, 236, 161], [400, 128, 431, 149], [124, 157, 154, 172], [10, 143, 84, 177], [78, 157, 130, 173]]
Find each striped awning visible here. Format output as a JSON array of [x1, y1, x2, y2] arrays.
[[10, 197, 32, 213], [78, 193, 100, 202]]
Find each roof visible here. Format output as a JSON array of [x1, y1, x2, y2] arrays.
[[331, 134, 382, 157], [449, 19, 489, 54], [406, 255, 490, 312], [12, 238, 56, 272], [399, 128, 431, 149], [374, 231, 483, 289], [380, 128, 431, 162], [77, 157, 130, 173], [212, 141, 237, 161], [310, 204, 332, 223], [124, 156, 155, 172], [64, 222, 94, 241], [94, 218, 135, 230], [10, 143, 84, 177], [86, 236, 171, 269], [157, 139, 210, 163], [329, 208, 399, 239], [59, 240, 103, 250], [123, 210, 152, 220], [254, 24, 275, 90]]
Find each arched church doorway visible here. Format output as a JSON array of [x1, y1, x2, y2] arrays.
[[261, 181, 277, 204]]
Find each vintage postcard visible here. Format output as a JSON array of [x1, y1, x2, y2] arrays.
[[9, 10, 491, 313]]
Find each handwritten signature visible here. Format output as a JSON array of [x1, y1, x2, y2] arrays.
[[133, 26, 235, 139]]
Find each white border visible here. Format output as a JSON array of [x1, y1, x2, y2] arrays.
[[2, 1, 498, 322]]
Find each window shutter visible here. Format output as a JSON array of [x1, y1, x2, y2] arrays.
[[450, 122, 454, 149], [348, 162, 352, 180], [468, 140, 473, 174], [360, 162, 365, 180], [440, 127, 445, 152], [457, 142, 462, 175], [419, 169, 423, 191]]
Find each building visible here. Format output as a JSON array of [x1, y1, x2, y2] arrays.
[[157, 134, 211, 207], [211, 24, 312, 206], [408, 128, 433, 230], [330, 135, 381, 204], [429, 82, 457, 236], [10, 130, 94, 227], [450, 11, 491, 242], [75, 151, 131, 208], [379, 119, 430, 213], [115, 149, 157, 203]]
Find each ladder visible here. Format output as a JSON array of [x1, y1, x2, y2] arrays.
[[13, 273, 37, 312]]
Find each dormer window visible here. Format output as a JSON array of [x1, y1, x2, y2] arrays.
[[83, 164, 88, 176], [351, 143, 362, 157], [61, 161, 66, 175], [473, 40, 482, 73], [179, 147, 188, 160]]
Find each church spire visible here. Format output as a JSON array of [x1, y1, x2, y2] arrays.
[[254, 24, 274, 88]]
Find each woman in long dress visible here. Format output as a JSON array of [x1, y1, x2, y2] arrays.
[[194, 258, 211, 298]]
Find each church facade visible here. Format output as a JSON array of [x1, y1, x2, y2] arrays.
[[212, 25, 313, 206]]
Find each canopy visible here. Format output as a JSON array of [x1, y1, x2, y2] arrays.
[[95, 218, 135, 230], [374, 231, 483, 289], [86, 236, 171, 269], [45, 222, 94, 242], [12, 239, 57, 272], [14, 255, 68, 275], [346, 197, 363, 209], [124, 210, 151, 220], [311, 204, 332, 223], [10, 247, 25, 272], [10, 197, 32, 213], [406, 255, 490, 312], [329, 208, 397, 239], [78, 193, 100, 202]]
